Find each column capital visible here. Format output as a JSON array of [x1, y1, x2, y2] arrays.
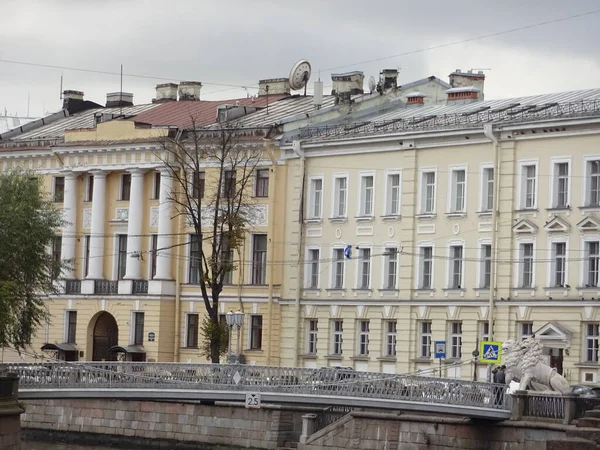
[[89, 169, 110, 178], [158, 167, 173, 176], [60, 169, 78, 180], [127, 168, 147, 176]]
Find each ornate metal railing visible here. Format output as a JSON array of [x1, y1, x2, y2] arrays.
[[94, 280, 118, 295], [523, 394, 564, 420], [64, 280, 81, 294], [314, 406, 354, 433], [132, 280, 148, 294], [6, 363, 508, 411]]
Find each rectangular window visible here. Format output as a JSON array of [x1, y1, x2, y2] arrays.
[[66, 311, 77, 344], [419, 322, 432, 358], [333, 176, 347, 218], [450, 322, 462, 358], [421, 171, 436, 213], [450, 169, 466, 213], [360, 175, 374, 216], [223, 170, 236, 199], [551, 242, 566, 287], [53, 176, 65, 202], [482, 167, 494, 211], [554, 162, 569, 208], [519, 243, 534, 288], [52, 236, 62, 280], [133, 312, 145, 346], [481, 244, 492, 288], [332, 248, 345, 289], [520, 322, 533, 341], [331, 320, 343, 355], [586, 241, 600, 287], [384, 247, 398, 289], [384, 320, 397, 357], [189, 234, 202, 284], [251, 234, 267, 285], [250, 315, 263, 350], [386, 173, 401, 216], [449, 245, 463, 289], [306, 320, 318, 354], [150, 235, 158, 279], [84, 235, 91, 278], [522, 164, 537, 209], [588, 160, 600, 206], [586, 323, 599, 363], [309, 178, 323, 219], [357, 320, 370, 356], [307, 248, 320, 289], [121, 173, 131, 201], [117, 235, 128, 280], [153, 172, 161, 200], [480, 321, 490, 343], [86, 174, 94, 202], [186, 313, 199, 348], [192, 170, 205, 199], [255, 169, 269, 197], [419, 246, 433, 289], [222, 247, 234, 285], [358, 248, 371, 289]]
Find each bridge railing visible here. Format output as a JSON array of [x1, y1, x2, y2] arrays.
[[509, 391, 600, 424], [6, 362, 508, 411]]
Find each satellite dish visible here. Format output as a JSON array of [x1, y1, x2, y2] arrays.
[[289, 60, 312, 95], [368, 76, 377, 94]]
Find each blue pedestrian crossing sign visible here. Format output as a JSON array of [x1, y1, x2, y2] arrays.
[[434, 341, 446, 359], [480, 341, 502, 364]]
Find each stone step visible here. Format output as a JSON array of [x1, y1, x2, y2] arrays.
[[567, 427, 600, 443], [588, 410, 600, 418], [579, 418, 600, 429], [547, 437, 599, 450], [282, 442, 298, 448]]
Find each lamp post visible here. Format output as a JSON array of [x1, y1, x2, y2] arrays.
[[225, 310, 244, 363]]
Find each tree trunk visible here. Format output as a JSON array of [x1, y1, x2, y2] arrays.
[[210, 337, 221, 364]]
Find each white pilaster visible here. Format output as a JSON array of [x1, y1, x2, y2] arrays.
[[60, 171, 78, 279], [154, 168, 173, 280], [87, 170, 108, 279], [124, 169, 146, 279]]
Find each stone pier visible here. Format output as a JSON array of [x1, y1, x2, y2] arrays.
[[0, 373, 24, 450]]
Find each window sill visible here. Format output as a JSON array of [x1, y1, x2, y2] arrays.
[[381, 215, 401, 222], [514, 208, 539, 213], [378, 288, 399, 293], [546, 207, 571, 212], [351, 356, 370, 361], [544, 286, 571, 291], [305, 218, 323, 224], [577, 286, 599, 291], [412, 288, 435, 293], [445, 212, 466, 219], [328, 217, 348, 224], [416, 213, 436, 219], [473, 287, 491, 292], [244, 349, 264, 353], [443, 358, 462, 364], [325, 355, 343, 361], [300, 354, 318, 360], [579, 206, 600, 212], [575, 362, 600, 368], [377, 356, 397, 362], [326, 288, 346, 293], [252, 195, 269, 200], [303, 288, 321, 295], [512, 287, 537, 292], [355, 216, 374, 223], [352, 288, 373, 294], [442, 288, 466, 292], [476, 211, 493, 217], [182, 346, 199, 350]]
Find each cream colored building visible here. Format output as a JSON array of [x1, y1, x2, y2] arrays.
[[278, 87, 600, 384]]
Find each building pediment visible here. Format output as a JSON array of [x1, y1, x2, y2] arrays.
[[512, 219, 538, 234], [534, 321, 572, 345], [544, 216, 570, 233], [577, 216, 600, 232]]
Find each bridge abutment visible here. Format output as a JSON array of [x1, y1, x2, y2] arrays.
[[0, 374, 24, 450]]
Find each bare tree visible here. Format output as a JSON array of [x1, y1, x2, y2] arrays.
[[158, 121, 264, 363]]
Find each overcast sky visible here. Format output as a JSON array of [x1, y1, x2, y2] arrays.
[[2, 0, 599, 118]]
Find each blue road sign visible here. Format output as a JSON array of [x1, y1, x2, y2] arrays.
[[480, 341, 502, 364], [434, 341, 446, 359]]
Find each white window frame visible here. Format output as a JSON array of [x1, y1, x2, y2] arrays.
[[355, 245, 373, 289], [446, 240, 465, 289], [331, 245, 346, 289], [479, 163, 494, 212], [549, 157, 571, 209], [357, 320, 370, 356], [63, 310, 77, 344], [477, 239, 492, 289], [357, 172, 376, 217], [331, 320, 344, 355], [514, 238, 536, 288], [305, 246, 321, 289], [519, 322, 534, 341], [416, 242, 434, 289], [518, 160, 539, 210], [547, 237, 568, 288], [383, 169, 402, 216], [418, 168, 437, 214], [130, 310, 145, 346], [384, 320, 397, 357], [85, 174, 94, 202], [381, 244, 399, 289], [449, 321, 462, 359], [331, 174, 349, 219], [306, 319, 318, 354], [585, 323, 600, 363], [581, 236, 600, 288], [307, 176, 324, 220], [119, 172, 132, 201], [479, 321, 490, 343], [447, 164, 467, 213], [583, 156, 600, 207], [419, 321, 432, 358], [111, 232, 127, 280], [187, 233, 200, 284]]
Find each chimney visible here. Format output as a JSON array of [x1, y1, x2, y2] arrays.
[[62, 90, 84, 110], [153, 83, 178, 103], [449, 69, 485, 101], [406, 92, 425, 107], [106, 92, 134, 108], [258, 78, 290, 96], [380, 69, 399, 90], [331, 71, 364, 104], [178, 81, 202, 101], [446, 87, 481, 105]]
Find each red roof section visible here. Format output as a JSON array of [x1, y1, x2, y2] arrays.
[[131, 95, 289, 129]]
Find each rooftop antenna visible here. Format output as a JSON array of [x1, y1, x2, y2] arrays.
[[368, 76, 377, 94], [289, 59, 312, 96], [59, 73, 63, 100], [120, 64, 123, 115], [27, 92, 30, 118], [469, 68, 492, 72]]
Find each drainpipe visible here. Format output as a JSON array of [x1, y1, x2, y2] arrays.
[[264, 139, 278, 366], [292, 140, 306, 368], [483, 123, 500, 382]]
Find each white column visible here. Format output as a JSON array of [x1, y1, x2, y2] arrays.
[[154, 168, 173, 280], [124, 169, 145, 279], [87, 170, 107, 279], [60, 171, 78, 279]]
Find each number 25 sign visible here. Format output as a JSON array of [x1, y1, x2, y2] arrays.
[[245, 392, 261, 409]]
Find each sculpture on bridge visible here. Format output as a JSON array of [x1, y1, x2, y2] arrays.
[[502, 336, 570, 394]]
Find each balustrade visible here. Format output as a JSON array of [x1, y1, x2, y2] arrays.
[[94, 280, 118, 295]]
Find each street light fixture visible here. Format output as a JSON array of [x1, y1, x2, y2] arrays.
[[225, 310, 244, 363]]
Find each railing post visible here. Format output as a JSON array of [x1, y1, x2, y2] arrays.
[[563, 393, 579, 425], [300, 413, 317, 444], [511, 390, 527, 421]]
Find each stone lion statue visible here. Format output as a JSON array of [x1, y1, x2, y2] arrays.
[[502, 336, 570, 394]]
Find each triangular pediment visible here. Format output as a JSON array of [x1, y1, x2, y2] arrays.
[[577, 216, 600, 232], [512, 219, 538, 234], [534, 321, 572, 341], [544, 216, 570, 233]]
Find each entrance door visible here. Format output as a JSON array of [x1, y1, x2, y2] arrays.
[[92, 312, 118, 361], [549, 348, 564, 375]]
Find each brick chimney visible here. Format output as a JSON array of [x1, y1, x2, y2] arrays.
[[331, 71, 364, 104], [153, 83, 178, 103], [406, 92, 425, 107], [258, 78, 290, 96], [106, 92, 134, 108], [178, 81, 202, 101], [380, 69, 399, 90], [446, 87, 481, 105], [449, 69, 485, 101], [62, 90, 84, 110]]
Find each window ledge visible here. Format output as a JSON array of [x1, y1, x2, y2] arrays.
[[544, 286, 571, 291], [473, 287, 491, 292], [305, 218, 323, 224], [377, 356, 397, 362], [445, 212, 466, 219], [546, 207, 571, 212], [442, 288, 466, 292], [416, 213, 436, 220], [351, 356, 370, 361], [412, 288, 435, 293], [352, 288, 373, 294], [476, 211, 493, 217], [182, 346, 199, 350], [355, 216, 374, 223], [300, 353, 318, 360], [378, 288, 399, 293], [381, 215, 401, 222], [575, 362, 600, 368], [303, 288, 321, 294], [325, 355, 343, 361], [328, 217, 348, 224], [579, 206, 600, 211], [244, 349, 264, 353], [326, 288, 346, 293], [514, 208, 539, 213], [577, 286, 599, 291], [512, 287, 537, 292]]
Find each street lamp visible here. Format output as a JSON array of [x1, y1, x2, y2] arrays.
[[225, 310, 244, 363]]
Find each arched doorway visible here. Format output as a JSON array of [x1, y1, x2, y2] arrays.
[[91, 312, 118, 361]]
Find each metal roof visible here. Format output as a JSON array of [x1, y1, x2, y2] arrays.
[[0, 115, 38, 134]]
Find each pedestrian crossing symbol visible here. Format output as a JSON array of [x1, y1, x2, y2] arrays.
[[480, 341, 502, 364]]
